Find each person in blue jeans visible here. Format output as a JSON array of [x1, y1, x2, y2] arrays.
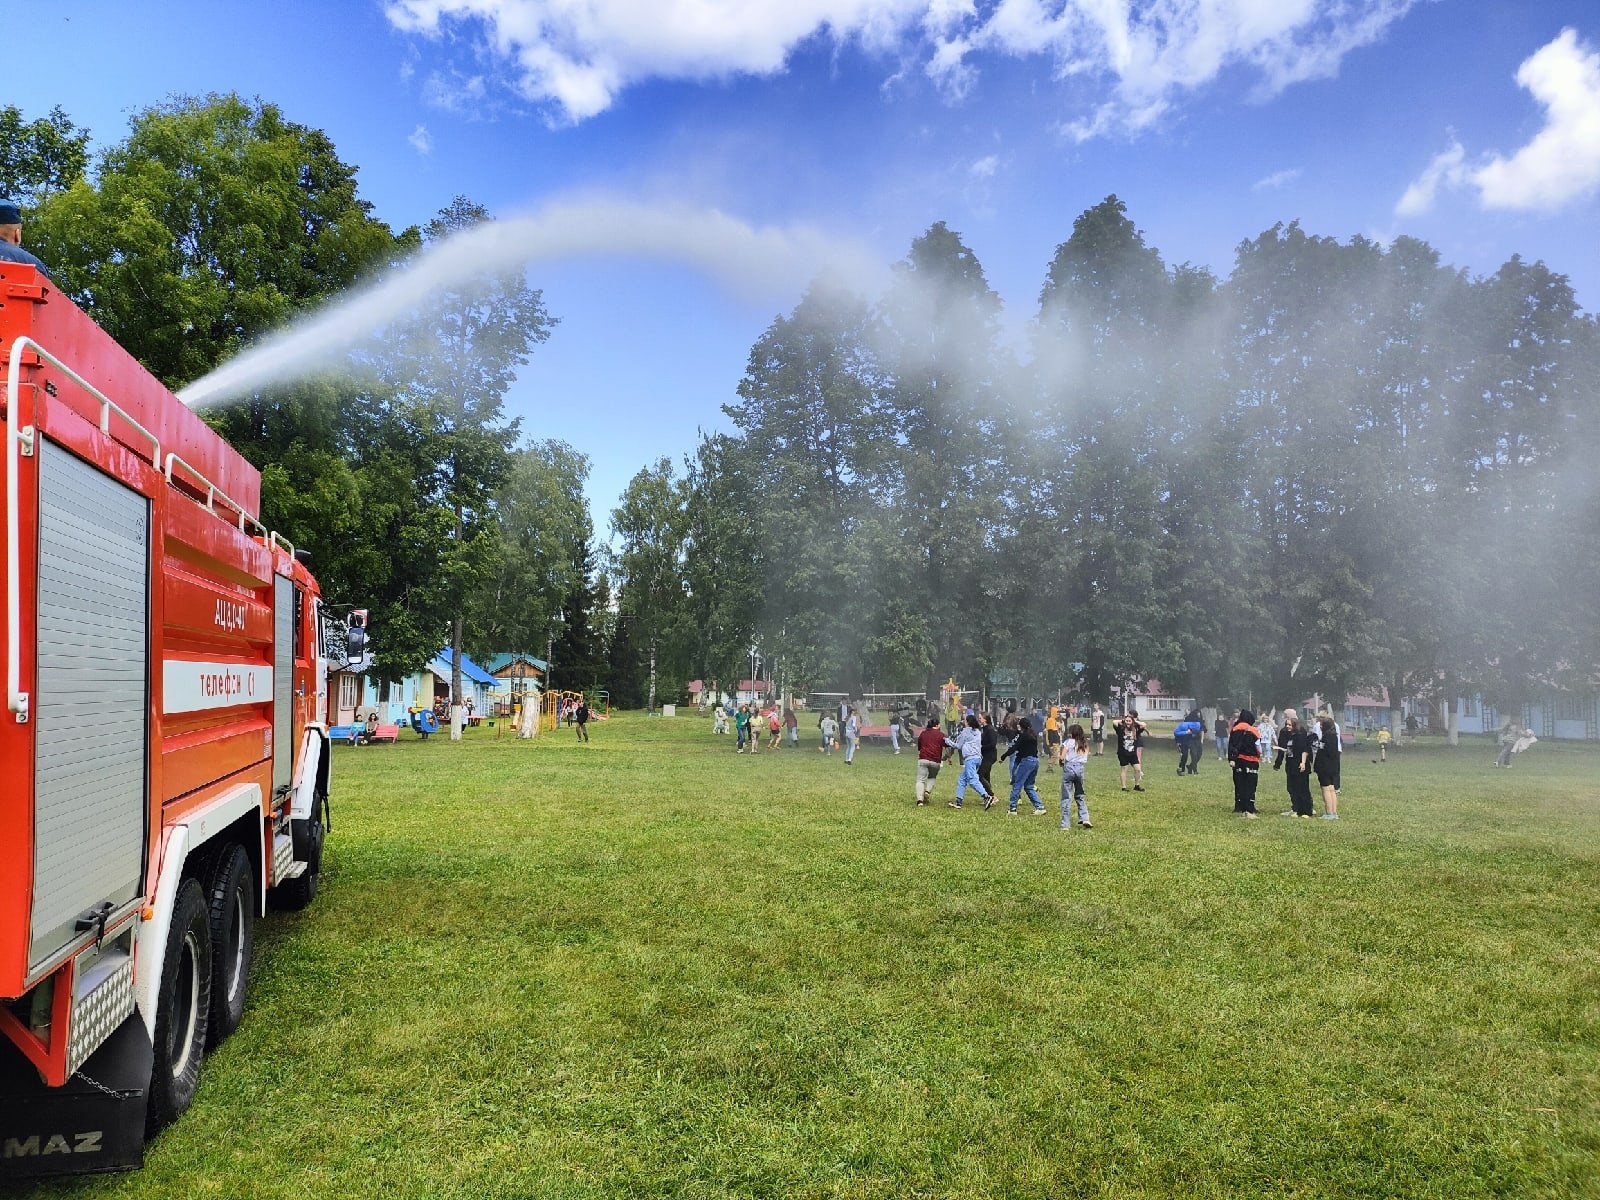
[[998, 716, 1046, 814], [948, 714, 993, 808]]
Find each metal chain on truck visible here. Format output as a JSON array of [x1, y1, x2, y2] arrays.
[[71, 1070, 138, 1100]]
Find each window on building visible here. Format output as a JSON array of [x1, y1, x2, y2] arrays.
[[1461, 696, 1478, 718], [1555, 696, 1583, 721], [339, 674, 359, 711]]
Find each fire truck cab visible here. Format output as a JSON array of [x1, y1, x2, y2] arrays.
[[0, 264, 351, 1178]]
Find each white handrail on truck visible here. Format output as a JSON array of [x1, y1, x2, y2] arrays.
[[164, 451, 267, 538], [6, 335, 164, 724]]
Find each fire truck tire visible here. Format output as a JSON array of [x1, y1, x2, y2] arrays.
[[206, 844, 255, 1047], [269, 809, 324, 911], [147, 879, 212, 1135]]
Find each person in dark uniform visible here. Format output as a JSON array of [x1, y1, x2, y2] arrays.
[[0, 200, 49, 276], [1274, 709, 1315, 817], [1228, 708, 1262, 817], [1315, 713, 1341, 819]]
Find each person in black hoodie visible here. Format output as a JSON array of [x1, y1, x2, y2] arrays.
[[1228, 708, 1261, 817], [999, 716, 1047, 815], [1274, 709, 1316, 817]]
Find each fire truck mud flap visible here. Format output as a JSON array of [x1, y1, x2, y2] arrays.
[[0, 1015, 152, 1180]]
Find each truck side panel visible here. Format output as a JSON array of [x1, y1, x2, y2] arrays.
[[29, 441, 150, 972]]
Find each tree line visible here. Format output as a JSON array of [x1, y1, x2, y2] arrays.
[[607, 202, 1600, 723], [9, 98, 1598, 722]]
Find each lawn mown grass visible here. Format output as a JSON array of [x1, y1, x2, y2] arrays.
[[37, 715, 1600, 1198]]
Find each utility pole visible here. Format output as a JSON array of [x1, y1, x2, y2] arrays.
[[648, 637, 657, 715], [547, 632, 554, 729]]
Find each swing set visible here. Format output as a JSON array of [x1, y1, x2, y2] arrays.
[[542, 689, 610, 731]]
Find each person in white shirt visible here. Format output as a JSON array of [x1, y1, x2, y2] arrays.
[[1058, 723, 1093, 829], [843, 707, 862, 764]]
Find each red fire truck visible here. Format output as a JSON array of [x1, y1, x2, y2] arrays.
[[0, 263, 357, 1178]]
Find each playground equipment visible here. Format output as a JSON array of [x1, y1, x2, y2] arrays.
[[541, 689, 609, 731]]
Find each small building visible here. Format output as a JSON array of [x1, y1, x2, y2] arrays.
[[1124, 680, 1194, 718], [736, 679, 772, 705], [434, 648, 498, 715], [485, 652, 548, 713]]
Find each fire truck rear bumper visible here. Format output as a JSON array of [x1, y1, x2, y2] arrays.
[[0, 1013, 150, 1180]]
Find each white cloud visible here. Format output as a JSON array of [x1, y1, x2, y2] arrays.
[[409, 124, 434, 154], [969, 154, 998, 179], [1395, 139, 1464, 216], [1473, 29, 1600, 211], [423, 69, 488, 113], [384, 0, 1416, 130], [1398, 29, 1600, 217], [1252, 167, 1301, 192]]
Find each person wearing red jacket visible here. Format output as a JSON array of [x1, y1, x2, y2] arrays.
[[1228, 708, 1262, 818], [913, 716, 953, 806]]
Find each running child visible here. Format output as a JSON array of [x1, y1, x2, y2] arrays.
[[1059, 722, 1092, 829]]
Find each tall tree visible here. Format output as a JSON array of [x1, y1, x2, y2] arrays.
[[30, 93, 410, 390], [610, 459, 691, 711], [726, 277, 916, 693], [386, 197, 554, 729], [876, 222, 1007, 693], [552, 538, 605, 693], [467, 440, 591, 672], [0, 105, 90, 206], [1030, 196, 1183, 702]]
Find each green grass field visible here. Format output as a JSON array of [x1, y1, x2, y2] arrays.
[[35, 714, 1600, 1199]]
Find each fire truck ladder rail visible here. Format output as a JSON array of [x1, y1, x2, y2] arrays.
[[163, 452, 267, 539], [7, 335, 164, 724]]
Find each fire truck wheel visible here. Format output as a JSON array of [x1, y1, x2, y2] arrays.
[[147, 879, 213, 1135], [269, 809, 324, 911], [206, 844, 256, 1047]]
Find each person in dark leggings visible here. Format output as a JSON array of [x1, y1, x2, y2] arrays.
[[1315, 713, 1341, 819], [1228, 708, 1261, 817], [977, 713, 998, 802], [1274, 709, 1315, 817]]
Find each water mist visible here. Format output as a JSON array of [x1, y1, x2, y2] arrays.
[[177, 198, 884, 410]]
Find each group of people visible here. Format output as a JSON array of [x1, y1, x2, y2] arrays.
[[715, 700, 801, 754], [1226, 707, 1342, 820], [709, 691, 1363, 830], [911, 712, 1094, 830]]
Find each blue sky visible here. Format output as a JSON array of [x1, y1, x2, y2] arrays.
[[13, 1, 1600, 533]]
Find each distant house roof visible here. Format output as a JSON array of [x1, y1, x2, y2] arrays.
[[435, 648, 498, 688], [1345, 691, 1391, 707], [484, 651, 548, 675], [688, 680, 704, 692], [738, 679, 771, 692]]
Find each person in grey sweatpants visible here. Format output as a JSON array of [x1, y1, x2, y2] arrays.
[[1059, 724, 1092, 829]]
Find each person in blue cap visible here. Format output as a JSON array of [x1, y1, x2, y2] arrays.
[[0, 200, 49, 276]]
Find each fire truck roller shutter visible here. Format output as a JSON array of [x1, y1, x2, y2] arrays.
[[29, 441, 150, 972]]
